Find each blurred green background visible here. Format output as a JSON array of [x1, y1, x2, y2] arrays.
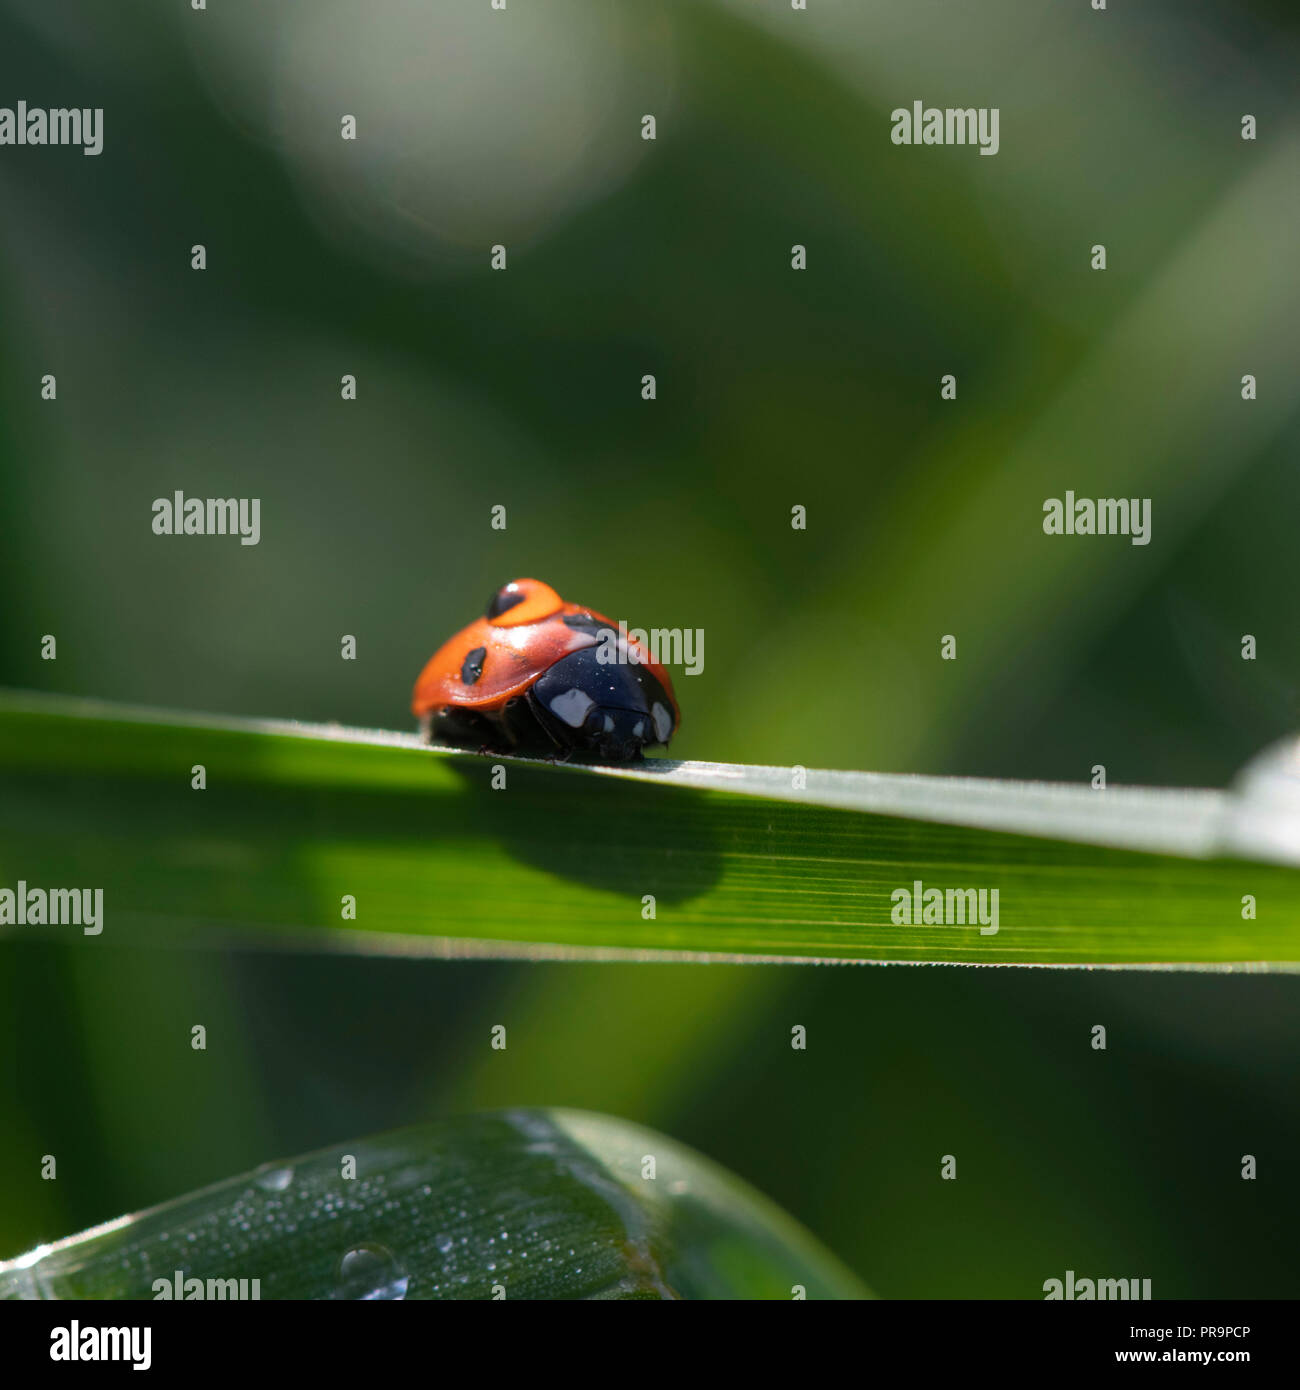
[[1, 0, 1297, 1295]]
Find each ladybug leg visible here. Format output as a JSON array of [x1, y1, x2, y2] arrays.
[[500, 693, 569, 759], [430, 705, 501, 753]]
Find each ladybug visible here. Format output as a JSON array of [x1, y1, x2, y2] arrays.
[[412, 579, 680, 761]]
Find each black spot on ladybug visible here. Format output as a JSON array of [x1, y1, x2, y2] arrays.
[[486, 587, 526, 620], [460, 646, 487, 685]]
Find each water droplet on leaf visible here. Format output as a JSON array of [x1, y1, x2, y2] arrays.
[[334, 1243, 409, 1300]]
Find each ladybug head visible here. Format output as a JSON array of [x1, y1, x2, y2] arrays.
[[530, 646, 678, 761], [485, 578, 563, 626]]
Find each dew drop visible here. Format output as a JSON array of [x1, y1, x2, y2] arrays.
[[253, 1164, 294, 1193], [334, 1243, 409, 1301]]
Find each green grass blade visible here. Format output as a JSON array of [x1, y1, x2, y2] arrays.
[[0, 1110, 868, 1301], [1, 691, 1296, 968]]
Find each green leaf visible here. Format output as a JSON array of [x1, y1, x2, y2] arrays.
[[0, 1110, 868, 1300], [1, 691, 1296, 968]]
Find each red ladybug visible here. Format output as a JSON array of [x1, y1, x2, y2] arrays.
[[413, 579, 680, 761]]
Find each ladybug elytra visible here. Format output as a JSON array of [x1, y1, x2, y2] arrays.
[[413, 579, 680, 761]]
